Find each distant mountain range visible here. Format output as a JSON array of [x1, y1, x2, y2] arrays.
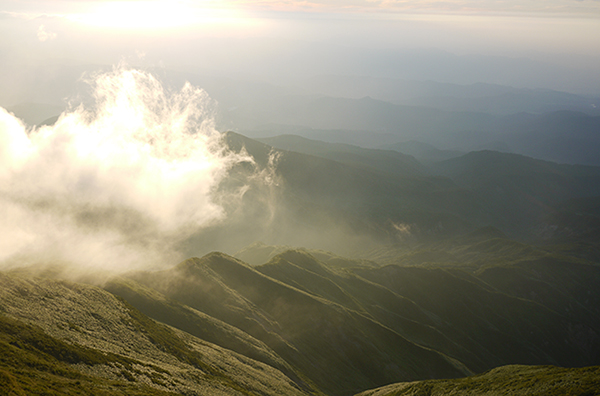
[[302, 75, 600, 115], [235, 97, 600, 166], [5, 64, 600, 167], [217, 132, 600, 246]]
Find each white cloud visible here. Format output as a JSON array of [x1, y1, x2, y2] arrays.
[[0, 67, 250, 271], [37, 24, 57, 41]]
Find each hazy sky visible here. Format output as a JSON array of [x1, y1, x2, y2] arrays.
[[4, 0, 600, 16], [3, 0, 599, 52], [1, 0, 600, 93]]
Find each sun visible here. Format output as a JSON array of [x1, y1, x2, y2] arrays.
[[72, 0, 238, 31]]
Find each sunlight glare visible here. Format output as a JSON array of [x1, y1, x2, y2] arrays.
[[72, 1, 243, 31]]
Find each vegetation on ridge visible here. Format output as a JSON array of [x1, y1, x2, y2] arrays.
[[354, 364, 600, 396], [0, 314, 179, 396]]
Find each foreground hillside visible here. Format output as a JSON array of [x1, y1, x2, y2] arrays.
[[116, 252, 467, 396], [1, 232, 599, 395], [0, 272, 315, 396], [117, 234, 599, 395], [354, 365, 600, 396]]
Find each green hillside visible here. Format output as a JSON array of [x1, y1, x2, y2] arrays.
[[123, 252, 466, 396], [1, 231, 599, 396], [0, 271, 314, 396], [111, 230, 600, 395], [0, 313, 179, 396], [216, 133, 600, 249], [433, 150, 600, 236], [256, 248, 600, 372], [354, 364, 600, 396]]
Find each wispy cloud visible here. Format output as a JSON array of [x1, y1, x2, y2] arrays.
[[37, 24, 56, 41]]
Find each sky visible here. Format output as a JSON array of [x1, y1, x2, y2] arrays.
[[2, 0, 600, 64], [1, 0, 599, 96]]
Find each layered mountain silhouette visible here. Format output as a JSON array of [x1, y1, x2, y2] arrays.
[[234, 97, 600, 166], [213, 132, 600, 248]]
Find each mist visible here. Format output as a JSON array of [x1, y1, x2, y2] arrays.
[[0, 67, 252, 272], [0, 65, 400, 276]]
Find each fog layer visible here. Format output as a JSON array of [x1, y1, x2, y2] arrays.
[[0, 67, 249, 271]]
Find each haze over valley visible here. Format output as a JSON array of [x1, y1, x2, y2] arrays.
[[1, 1, 600, 395]]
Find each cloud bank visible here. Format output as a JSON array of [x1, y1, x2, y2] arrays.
[[0, 67, 249, 272]]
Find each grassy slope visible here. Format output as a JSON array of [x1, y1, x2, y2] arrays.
[[355, 264, 586, 367], [0, 314, 180, 396], [352, 229, 600, 353], [103, 276, 316, 394], [348, 231, 600, 370], [197, 253, 468, 392], [127, 252, 467, 396], [0, 272, 313, 396], [475, 258, 600, 363], [132, 236, 600, 395], [354, 364, 600, 396], [257, 250, 486, 371], [2, 236, 599, 396], [256, 248, 600, 375]]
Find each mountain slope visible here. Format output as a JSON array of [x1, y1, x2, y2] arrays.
[[119, 245, 600, 395], [2, 234, 600, 396], [433, 150, 600, 236], [256, 250, 488, 372], [354, 364, 600, 396], [255, 248, 600, 375], [355, 264, 594, 367], [103, 276, 310, 392], [256, 134, 424, 179], [125, 252, 468, 396], [221, 132, 481, 246], [0, 271, 313, 396]]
